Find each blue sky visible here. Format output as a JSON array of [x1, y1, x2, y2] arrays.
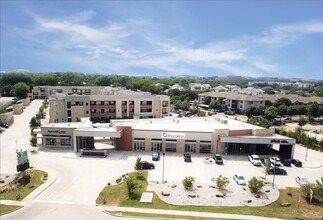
[[1, 1, 323, 79]]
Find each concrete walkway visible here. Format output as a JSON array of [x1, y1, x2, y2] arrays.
[[0, 167, 57, 207], [103, 206, 283, 220]]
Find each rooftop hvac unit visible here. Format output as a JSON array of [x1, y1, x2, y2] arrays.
[[223, 120, 228, 124]]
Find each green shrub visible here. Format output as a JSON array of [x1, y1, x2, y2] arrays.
[[126, 175, 139, 200], [215, 175, 230, 189], [182, 176, 195, 189], [248, 177, 264, 193]]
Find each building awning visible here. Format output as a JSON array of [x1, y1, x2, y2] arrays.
[[74, 127, 123, 138], [219, 134, 296, 145], [42, 135, 71, 139]]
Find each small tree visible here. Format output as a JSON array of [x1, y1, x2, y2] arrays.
[[30, 116, 39, 127], [298, 116, 307, 127], [182, 176, 195, 189], [126, 175, 139, 200], [134, 156, 142, 170], [248, 177, 264, 193], [215, 175, 230, 189], [30, 136, 37, 147]]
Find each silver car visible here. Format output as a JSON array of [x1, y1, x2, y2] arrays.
[[295, 176, 308, 186], [233, 174, 246, 185]]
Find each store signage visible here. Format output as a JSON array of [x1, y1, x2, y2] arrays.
[[270, 139, 289, 144], [16, 150, 30, 172], [161, 132, 185, 139], [48, 130, 66, 134]]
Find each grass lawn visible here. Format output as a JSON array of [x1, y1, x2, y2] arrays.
[[108, 211, 238, 220], [0, 170, 48, 201], [0, 204, 20, 214], [97, 171, 323, 219]]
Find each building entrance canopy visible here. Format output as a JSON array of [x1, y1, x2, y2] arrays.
[[74, 127, 123, 138], [219, 134, 296, 145]]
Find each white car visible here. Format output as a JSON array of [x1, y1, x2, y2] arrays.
[[270, 157, 281, 166], [0, 127, 5, 132], [295, 176, 308, 186], [233, 174, 246, 185], [248, 154, 262, 166]]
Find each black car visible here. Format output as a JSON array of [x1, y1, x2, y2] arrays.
[[184, 153, 192, 162], [291, 159, 302, 167], [140, 161, 155, 169], [280, 158, 291, 166], [213, 154, 223, 164], [269, 166, 287, 175]]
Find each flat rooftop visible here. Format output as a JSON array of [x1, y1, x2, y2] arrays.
[[111, 116, 263, 133], [41, 118, 92, 128]]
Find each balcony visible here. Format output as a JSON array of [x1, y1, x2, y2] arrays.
[[140, 105, 152, 109], [91, 105, 116, 109], [91, 113, 116, 117]]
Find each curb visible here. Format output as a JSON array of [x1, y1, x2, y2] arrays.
[[28, 170, 58, 201], [0, 205, 24, 216], [103, 209, 181, 220]]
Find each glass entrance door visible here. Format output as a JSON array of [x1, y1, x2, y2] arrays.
[[134, 142, 145, 151], [151, 143, 162, 151], [185, 144, 196, 153]]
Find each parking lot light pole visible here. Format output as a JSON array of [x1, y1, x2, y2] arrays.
[[272, 158, 276, 189], [162, 153, 165, 184]]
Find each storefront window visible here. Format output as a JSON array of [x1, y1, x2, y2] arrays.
[[60, 139, 71, 146], [199, 144, 211, 153], [46, 138, 56, 146], [165, 140, 176, 152]]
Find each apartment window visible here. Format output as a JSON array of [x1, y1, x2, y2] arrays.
[[68, 118, 72, 122], [250, 101, 253, 104], [67, 110, 71, 117], [54, 119, 59, 123], [86, 102, 89, 106], [67, 102, 71, 108], [104, 101, 109, 105], [140, 108, 152, 113], [122, 101, 127, 105], [96, 101, 101, 105], [101, 109, 104, 113], [54, 103, 58, 107], [91, 109, 95, 113], [129, 101, 134, 105], [91, 101, 95, 105], [122, 108, 127, 113], [110, 101, 115, 105], [129, 109, 134, 113], [140, 101, 152, 105], [54, 110, 58, 115], [86, 111, 89, 114]]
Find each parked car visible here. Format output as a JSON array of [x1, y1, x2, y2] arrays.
[[140, 161, 155, 169], [269, 157, 281, 166], [248, 154, 262, 166], [295, 176, 308, 185], [0, 127, 5, 132], [213, 154, 223, 164], [184, 153, 192, 162], [309, 130, 319, 134], [269, 166, 287, 175], [291, 159, 302, 167], [280, 158, 291, 166], [233, 174, 246, 185], [152, 151, 160, 161]]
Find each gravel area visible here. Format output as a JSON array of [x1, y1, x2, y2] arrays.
[[151, 181, 279, 207]]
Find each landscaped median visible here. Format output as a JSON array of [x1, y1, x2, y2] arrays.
[[0, 169, 48, 201], [0, 204, 21, 214], [96, 171, 323, 219]]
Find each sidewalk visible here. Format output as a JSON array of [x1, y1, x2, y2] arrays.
[[0, 167, 57, 206], [103, 206, 283, 220]]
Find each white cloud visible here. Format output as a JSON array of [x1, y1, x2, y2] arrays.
[[21, 10, 323, 76]]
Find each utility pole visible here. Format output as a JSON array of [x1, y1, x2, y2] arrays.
[[162, 153, 165, 183]]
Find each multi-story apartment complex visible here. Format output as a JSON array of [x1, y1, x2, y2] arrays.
[[32, 86, 152, 99], [198, 92, 265, 113], [49, 93, 170, 123]]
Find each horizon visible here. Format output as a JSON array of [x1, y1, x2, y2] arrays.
[[1, 1, 323, 79]]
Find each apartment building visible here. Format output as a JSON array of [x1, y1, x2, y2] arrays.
[[32, 86, 153, 100], [198, 92, 265, 113], [49, 93, 170, 123]]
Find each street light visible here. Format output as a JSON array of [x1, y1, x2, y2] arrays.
[[162, 153, 165, 183], [272, 158, 276, 189]]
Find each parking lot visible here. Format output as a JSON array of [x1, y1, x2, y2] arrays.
[[132, 151, 323, 189]]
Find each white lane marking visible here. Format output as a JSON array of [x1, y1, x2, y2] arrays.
[[33, 200, 74, 205], [41, 193, 53, 199]]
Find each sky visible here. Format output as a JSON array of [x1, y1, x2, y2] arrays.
[[1, 1, 323, 79]]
